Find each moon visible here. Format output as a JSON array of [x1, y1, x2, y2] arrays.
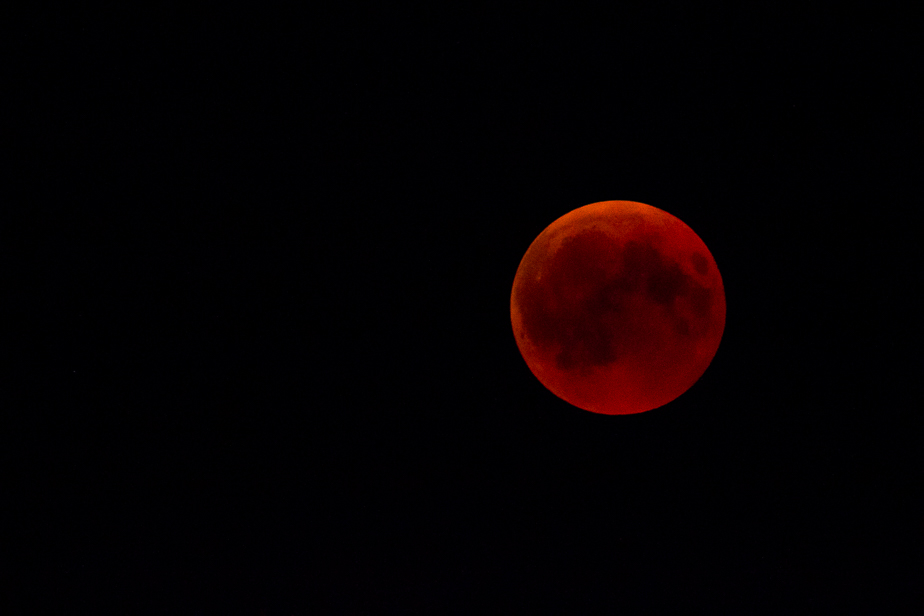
[[510, 200, 726, 415]]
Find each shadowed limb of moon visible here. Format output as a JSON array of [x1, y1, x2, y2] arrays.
[[510, 200, 726, 415]]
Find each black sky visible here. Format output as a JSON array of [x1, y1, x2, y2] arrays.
[[11, 6, 921, 613]]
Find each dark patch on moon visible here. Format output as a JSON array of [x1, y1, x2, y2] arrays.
[[673, 317, 691, 336], [646, 257, 689, 306], [691, 252, 709, 276], [687, 285, 714, 319]]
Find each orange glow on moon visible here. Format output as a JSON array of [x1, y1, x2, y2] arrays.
[[510, 201, 726, 415]]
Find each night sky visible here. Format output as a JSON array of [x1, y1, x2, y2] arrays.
[[13, 6, 920, 612]]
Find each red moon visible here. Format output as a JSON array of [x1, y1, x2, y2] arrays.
[[510, 200, 725, 415]]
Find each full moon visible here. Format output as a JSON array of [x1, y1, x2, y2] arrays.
[[510, 200, 725, 415]]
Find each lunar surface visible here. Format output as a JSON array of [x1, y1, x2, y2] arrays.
[[510, 200, 725, 415]]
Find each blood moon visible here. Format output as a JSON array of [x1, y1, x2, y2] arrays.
[[510, 200, 725, 415]]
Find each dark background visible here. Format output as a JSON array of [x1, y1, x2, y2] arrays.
[[9, 5, 921, 613]]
